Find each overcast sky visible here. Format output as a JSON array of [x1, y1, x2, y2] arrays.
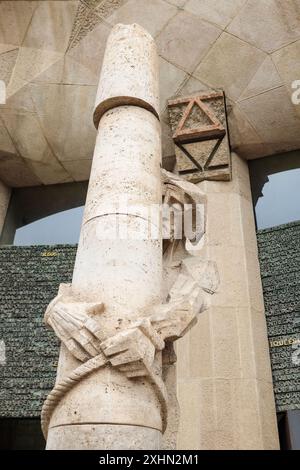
[[14, 206, 84, 246], [255, 168, 300, 230], [13, 167, 300, 245]]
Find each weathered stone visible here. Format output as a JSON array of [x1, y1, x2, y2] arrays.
[[93, 23, 160, 127], [46, 424, 161, 450], [63, 159, 93, 182], [272, 40, 300, 119], [227, 102, 270, 160], [168, 91, 231, 183], [45, 23, 163, 450], [96, 0, 129, 20], [67, 1, 104, 51]]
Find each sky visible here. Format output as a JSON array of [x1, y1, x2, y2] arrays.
[[12, 167, 300, 244], [14, 206, 84, 246], [255, 168, 300, 230]]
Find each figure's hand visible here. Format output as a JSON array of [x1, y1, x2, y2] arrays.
[[101, 318, 164, 378], [150, 274, 204, 342], [44, 286, 104, 362]]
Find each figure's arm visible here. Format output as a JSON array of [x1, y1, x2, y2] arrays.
[[44, 284, 104, 362]]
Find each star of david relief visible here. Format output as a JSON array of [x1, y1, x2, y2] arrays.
[[168, 91, 231, 183]]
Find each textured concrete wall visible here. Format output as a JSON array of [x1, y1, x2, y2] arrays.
[[0, 245, 76, 417], [257, 221, 300, 412], [176, 153, 280, 450], [1, 1, 300, 188]]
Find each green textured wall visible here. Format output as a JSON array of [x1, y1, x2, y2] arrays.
[[0, 245, 77, 417], [257, 221, 300, 412]]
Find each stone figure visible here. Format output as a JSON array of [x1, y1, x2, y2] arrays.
[[41, 23, 218, 450]]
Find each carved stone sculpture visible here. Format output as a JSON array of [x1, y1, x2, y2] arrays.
[[42, 23, 219, 450], [168, 92, 231, 183]]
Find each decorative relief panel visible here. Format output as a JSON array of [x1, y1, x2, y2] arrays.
[[168, 91, 231, 183], [68, 0, 128, 50]]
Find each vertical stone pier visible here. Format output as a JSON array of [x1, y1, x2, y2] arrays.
[[176, 153, 279, 449], [46, 24, 163, 450]]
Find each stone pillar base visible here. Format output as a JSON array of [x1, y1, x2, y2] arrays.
[[46, 424, 161, 450]]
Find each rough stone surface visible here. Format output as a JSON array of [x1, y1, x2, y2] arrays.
[[257, 221, 300, 412], [168, 92, 231, 183], [46, 105, 164, 447], [67, 1, 104, 51], [45, 23, 165, 450], [1, 110, 71, 185], [93, 23, 160, 127]]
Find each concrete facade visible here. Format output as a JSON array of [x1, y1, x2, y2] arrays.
[[0, 0, 299, 187]]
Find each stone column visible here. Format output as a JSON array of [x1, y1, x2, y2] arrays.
[[45, 24, 163, 450], [0, 180, 10, 237], [176, 153, 280, 449]]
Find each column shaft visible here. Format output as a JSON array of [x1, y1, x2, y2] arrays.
[[46, 24, 162, 450]]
